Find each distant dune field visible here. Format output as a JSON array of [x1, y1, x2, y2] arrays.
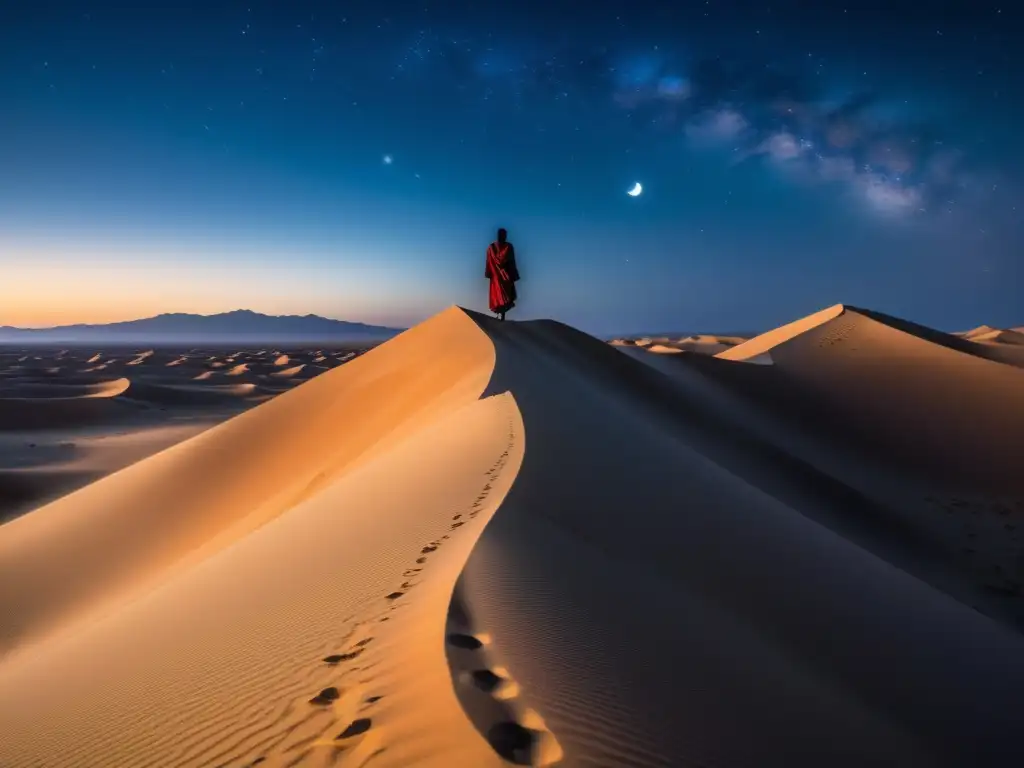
[[0, 344, 373, 524], [1, 307, 1023, 767]]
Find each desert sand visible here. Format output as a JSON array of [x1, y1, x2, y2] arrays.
[[0, 345, 368, 524], [610, 332, 749, 356], [1, 305, 1024, 767]]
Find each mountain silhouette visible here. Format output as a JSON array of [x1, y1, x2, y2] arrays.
[[0, 310, 403, 344]]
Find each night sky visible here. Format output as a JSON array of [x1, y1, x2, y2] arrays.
[[2, 1, 1021, 335]]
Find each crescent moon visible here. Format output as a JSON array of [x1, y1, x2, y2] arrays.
[[627, 182, 643, 197]]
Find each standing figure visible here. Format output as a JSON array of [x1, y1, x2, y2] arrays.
[[485, 227, 520, 321]]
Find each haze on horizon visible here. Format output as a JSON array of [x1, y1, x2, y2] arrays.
[[3, 0, 1022, 337]]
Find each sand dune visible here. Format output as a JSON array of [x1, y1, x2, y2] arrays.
[[125, 380, 260, 405], [959, 324, 1024, 344], [717, 306, 1024, 370], [1, 307, 1023, 767], [0, 377, 130, 399], [619, 305, 1024, 621], [0, 345, 373, 524], [0, 391, 143, 430], [645, 342, 683, 354], [974, 328, 1024, 344], [612, 333, 748, 356], [633, 305, 1024, 493], [717, 303, 845, 362], [126, 350, 156, 366], [272, 363, 307, 377]]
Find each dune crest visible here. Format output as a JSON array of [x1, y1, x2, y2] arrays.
[[646, 343, 684, 354], [716, 303, 845, 362], [272, 363, 306, 377]]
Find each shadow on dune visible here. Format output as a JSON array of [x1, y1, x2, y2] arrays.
[[852, 306, 1024, 369], [453, 308, 1024, 768], [123, 380, 259, 407], [0, 393, 145, 431], [0, 468, 104, 526]]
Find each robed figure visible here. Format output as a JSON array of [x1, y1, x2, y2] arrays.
[[485, 228, 520, 321]]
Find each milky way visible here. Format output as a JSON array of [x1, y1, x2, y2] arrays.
[[394, 31, 995, 218]]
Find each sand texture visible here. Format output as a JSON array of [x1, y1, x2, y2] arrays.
[[1, 305, 1023, 767]]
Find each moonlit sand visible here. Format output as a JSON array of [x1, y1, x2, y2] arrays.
[[1, 305, 1023, 767]]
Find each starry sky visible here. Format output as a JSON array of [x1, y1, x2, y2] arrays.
[[2, 0, 1021, 335]]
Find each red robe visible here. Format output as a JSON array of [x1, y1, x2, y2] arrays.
[[485, 241, 520, 314]]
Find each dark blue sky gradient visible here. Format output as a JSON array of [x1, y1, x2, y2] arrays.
[[2, 0, 1021, 334]]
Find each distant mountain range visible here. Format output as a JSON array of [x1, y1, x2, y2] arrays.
[[0, 310, 404, 344]]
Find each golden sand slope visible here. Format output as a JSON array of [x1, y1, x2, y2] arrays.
[[0, 310, 491, 653], [2, 306, 1024, 767], [716, 303, 845, 362]]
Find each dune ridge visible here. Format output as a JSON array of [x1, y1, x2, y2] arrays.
[[1, 304, 1023, 766], [716, 303, 845, 362]]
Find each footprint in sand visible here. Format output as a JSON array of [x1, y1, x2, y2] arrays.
[[337, 718, 372, 739], [324, 629, 375, 666], [467, 665, 520, 701], [301, 681, 382, 763], [445, 597, 561, 767], [471, 669, 505, 694], [309, 686, 341, 705], [446, 632, 485, 650], [488, 721, 540, 764], [324, 650, 364, 665]]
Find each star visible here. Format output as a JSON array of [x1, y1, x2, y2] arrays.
[[383, 154, 393, 165]]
